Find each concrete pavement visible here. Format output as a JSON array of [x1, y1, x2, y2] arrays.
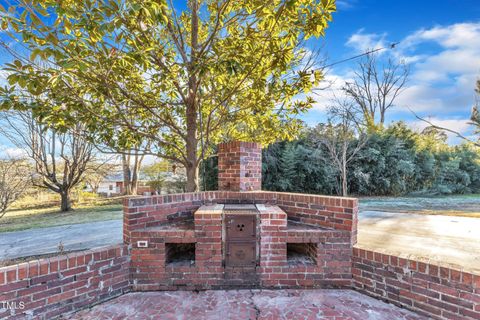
[[358, 210, 480, 273]]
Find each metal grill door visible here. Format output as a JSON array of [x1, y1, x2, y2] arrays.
[[226, 242, 256, 267], [225, 214, 256, 240]]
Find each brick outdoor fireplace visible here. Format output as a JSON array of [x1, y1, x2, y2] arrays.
[[124, 141, 358, 290]]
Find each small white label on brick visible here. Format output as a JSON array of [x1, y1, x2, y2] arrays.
[[137, 240, 148, 248]]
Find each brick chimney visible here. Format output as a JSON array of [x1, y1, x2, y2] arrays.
[[218, 141, 262, 192]]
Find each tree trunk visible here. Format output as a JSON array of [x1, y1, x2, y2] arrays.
[[60, 190, 71, 212], [122, 155, 131, 195], [131, 153, 140, 195], [186, 162, 199, 192], [341, 141, 348, 196], [342, 167, 347, 197], [380, 110, 385, 126], [184, 0, 199, 193], [185, 114, 198, 192], [130, 181, 138, 195]]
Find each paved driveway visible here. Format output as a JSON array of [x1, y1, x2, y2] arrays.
[[0, 220, 123, 260]]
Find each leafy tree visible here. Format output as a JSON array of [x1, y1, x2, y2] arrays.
[[350, 131, 415, 196], [204, 121, 480, 197], [142, 161, 170, 194], [165, 173, 187, 194], [262, 138, 337, 194], [433, 154, 469, 194], [277, 143, 298, 191], [200, 155, 218, 191], [456, 143, 480, 192], [262, 142, 284, 191], [1, 0, 336, 191], [121, 152, 145, 195]]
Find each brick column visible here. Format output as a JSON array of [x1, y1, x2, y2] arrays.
[[218, 141, 262, 192], [257, 204, 288, 287], [194, 204, 223, 288]]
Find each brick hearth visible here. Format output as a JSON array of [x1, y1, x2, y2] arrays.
[[126, 141, 358, 290]]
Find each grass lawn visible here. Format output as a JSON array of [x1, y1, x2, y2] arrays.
[[359, 194, 480, 218], [0, 203, 123, 233]]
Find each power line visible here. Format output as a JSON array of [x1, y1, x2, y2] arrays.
[[315, 42, 400, 71]]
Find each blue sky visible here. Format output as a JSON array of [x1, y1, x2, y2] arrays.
[[304, 0, 480, 142], [1, 0, 480, 151]]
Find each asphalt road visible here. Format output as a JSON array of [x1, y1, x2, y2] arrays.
[[358, 211, 480, 273], [0, 220, 123, 260]]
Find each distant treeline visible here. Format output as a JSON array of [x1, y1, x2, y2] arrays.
[[202, 122, 480, 196]]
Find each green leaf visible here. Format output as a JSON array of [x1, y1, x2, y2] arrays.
[[7, 74, 18, 85], [64, 19, 71, 34], [30, 48, 42, 61]]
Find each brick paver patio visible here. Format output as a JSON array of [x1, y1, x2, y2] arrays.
[[71, 289, 425, 320]]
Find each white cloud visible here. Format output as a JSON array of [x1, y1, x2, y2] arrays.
[[346, 29, 388, 53], [341, 23, 480, 118], [408, 118, 474, 144], [395, 23, 480, 116], [336, 0, 357, 10], [311, 72, 354, 111], [395, 78, 476, 114], [0, 70, 11, 86], [401, 23, 480, 51], [0, 146, 27, 158], [306, 22, 480, 144], [410, 118, 471, 133]]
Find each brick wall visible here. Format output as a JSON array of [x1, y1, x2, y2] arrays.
[[273, 192, 358, 245], [284, 220, 352, 288], [124, 191, 358, 242], [256, 204, 351, 288], [353, 247, 480, 320], [0, 245, 130, 320], [123, 193, 203, 244], [218, 141, 262, 191]]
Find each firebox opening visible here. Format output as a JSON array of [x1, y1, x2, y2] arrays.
[[165, 243, 195, 267], [287, 243, 317, 266]]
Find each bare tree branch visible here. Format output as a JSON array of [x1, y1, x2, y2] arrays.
[[343, 53, 409, 128], [0, 110, 98, 211]]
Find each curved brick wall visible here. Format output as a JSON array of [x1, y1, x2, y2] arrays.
[[353, 248, 480, 320], [123, 191, 358, 243], [0, 245, 130, 319]]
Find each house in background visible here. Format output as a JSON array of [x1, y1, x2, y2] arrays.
[[91, 173, 124, 197], [86, 173, 157, 197]]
